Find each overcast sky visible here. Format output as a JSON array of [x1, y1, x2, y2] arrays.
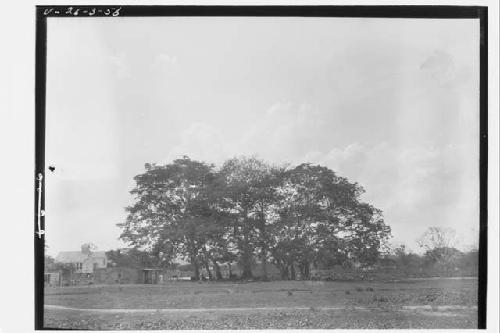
[[45, 17, 479, 256]]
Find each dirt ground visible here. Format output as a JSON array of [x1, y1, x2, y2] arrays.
[[44, 277, 478, 329]]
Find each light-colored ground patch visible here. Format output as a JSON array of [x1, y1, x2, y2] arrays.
[[45, 304, 476, 314]]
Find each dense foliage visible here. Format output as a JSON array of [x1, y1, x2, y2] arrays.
[[118, 156, 392, 280], [384, 243, 478, 278]]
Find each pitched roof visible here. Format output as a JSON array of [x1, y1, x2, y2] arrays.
[[55, 251, 106, 263]]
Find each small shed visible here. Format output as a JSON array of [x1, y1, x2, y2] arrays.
[[141, 268, 162, 284], [44, 272, 60, 287]]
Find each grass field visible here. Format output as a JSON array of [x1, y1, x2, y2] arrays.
[[44, 278, 478, 329]]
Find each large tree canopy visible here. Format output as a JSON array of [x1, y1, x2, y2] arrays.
[[270, 164, 390, 279], [118, 157, 220, 279], [118, 156, 391, 280]]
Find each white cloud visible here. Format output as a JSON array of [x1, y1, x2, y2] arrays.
[[238, 102, 325, 161]]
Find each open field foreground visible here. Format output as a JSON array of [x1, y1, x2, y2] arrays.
[[44, 278, 478, 329]]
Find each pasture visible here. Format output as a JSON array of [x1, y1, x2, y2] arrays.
[[44, 278, 478, 329]]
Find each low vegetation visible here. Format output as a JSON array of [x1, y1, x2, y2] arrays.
[[44, 278, 478, 329]]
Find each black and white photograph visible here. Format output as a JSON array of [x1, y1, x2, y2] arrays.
[[33, 5, 489, 330]]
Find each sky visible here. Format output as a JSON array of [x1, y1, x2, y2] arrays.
[[45, 17, 480, 257]]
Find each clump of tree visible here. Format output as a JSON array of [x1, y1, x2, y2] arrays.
[[417, 227, 460, 270], [44, 254, 78, 282], [105, 248, 171, 269], [417, 227, 478, 275], [45, 255, 55, 271], [383, 227, 479, 278], [118, 156, 392, 280]]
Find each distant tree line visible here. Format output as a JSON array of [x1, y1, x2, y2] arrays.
[[382, 227, 479, 277], [383, 248, 478, 278], [117, 156, 391, 280]]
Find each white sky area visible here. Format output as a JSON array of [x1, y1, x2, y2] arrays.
[[45, 17, 480, 257]]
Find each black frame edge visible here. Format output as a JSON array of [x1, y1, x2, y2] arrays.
[[477, 6, 488, 330], [36, 5, 484, 18], [35, 6, 47, 331]]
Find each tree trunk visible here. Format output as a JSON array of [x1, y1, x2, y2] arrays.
[[213, 260, 222, 280], [241, 256, 253, 279], [302, 262, 310, 280], [203, 261, 213, 280], [261, 247, 268, 280], [279, 263, 289, 280], [241, 215, 254, 279], [290, 263, 296, 280], [241, 244, 254, 279], [259, 205, 268, 280], [192, 256, 200, 281]]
